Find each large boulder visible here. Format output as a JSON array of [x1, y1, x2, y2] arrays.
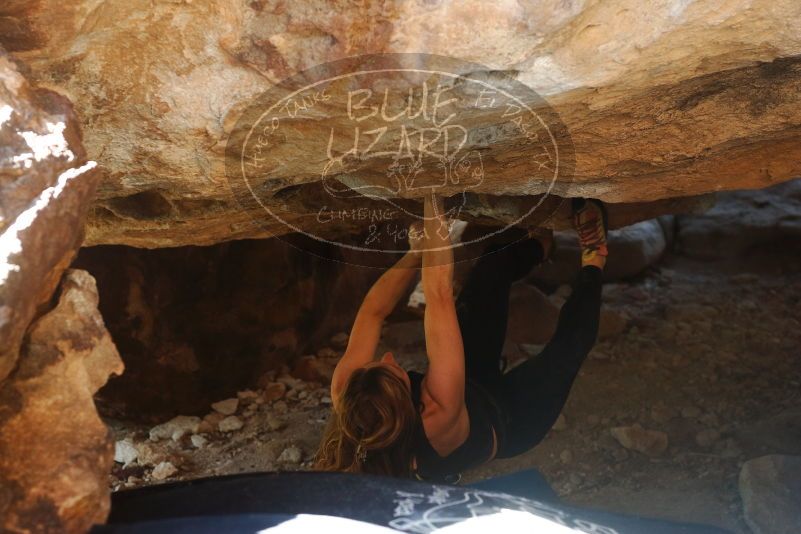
[[0, 47, 119, 532], [739, 455, 801, 534], [676, 178, 801, 262], [0, 48, 100, 380], [529, 217, 670, 284], [2, 1, 800, 247], [0, 270, 124, 533]]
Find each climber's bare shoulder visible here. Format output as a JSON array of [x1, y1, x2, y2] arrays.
[[418, 378, 470, 457]]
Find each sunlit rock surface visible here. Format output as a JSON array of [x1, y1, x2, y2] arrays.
[[0, 48, 116, 533], [0, 269, 123, 533], [0, 48, 99, 381], [4, 0, 801, 247]]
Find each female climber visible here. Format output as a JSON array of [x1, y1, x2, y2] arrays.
[[315, 194, 608, 482]]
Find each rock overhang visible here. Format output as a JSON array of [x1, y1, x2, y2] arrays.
[[2, 0, 800, 248]]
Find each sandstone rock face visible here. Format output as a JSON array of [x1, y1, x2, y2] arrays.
[[0, 53, 118, 532], [0, 48, 100, 380], [0, 269, 124, 533], [4, 1, 801, 247], [73, 238, 386, 419]]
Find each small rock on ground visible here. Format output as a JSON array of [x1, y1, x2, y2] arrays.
[[278, 445, 303, 464], [262, 382, 287, 402], [292, 355, 335, 384], [696, 429, 721, 449], [237, 390, 259, 401], [611, 424, 668, 456], [133, 442, 166, 467], [149, 415, 201, 441], [218, 415, 244, 432], [211, 398, 239, 415], [151, 461, 178, 481], [190, 434, 208, 448], [114, 439, 139, 466], [266, 414, 286, 432]]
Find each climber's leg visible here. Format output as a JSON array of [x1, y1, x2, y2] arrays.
[[495, 265, 603, 457], [493, 199, 608, 457], [456, 229, 551, 388]]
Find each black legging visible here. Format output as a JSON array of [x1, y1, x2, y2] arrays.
[[455, 236, 602, 458]]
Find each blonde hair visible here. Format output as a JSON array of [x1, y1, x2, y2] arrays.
[[314, 366, 418, 477]]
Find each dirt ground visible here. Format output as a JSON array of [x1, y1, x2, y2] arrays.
[[106, 251, 801, 533]]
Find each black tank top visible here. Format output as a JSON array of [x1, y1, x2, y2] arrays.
[[408, 371, 505, 482]]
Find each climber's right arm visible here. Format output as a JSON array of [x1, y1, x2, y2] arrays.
[[419, 195, 467, 428]]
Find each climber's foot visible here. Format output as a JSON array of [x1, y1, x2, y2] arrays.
[[572, 198, 608, 270]]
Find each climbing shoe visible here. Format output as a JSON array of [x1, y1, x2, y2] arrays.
[[572, 198, 608, 269]]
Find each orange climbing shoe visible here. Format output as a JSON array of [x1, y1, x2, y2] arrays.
[[572, 198, 608, 269]]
